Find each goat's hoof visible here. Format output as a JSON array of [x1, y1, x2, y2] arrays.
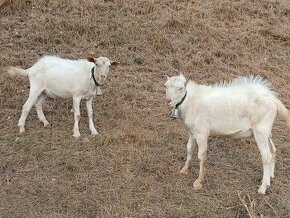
[[180, 167, 189, 175], [258, 186, 266, 195], [193, 181, 203, 190], [91, 130, 98, 135], [19, 127, 25, 133], [43, 121, 49, 127], [73, 132, 81, 138]]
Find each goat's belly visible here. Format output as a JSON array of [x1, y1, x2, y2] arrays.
[[228, 129, 253, 139], [210, 118, 253, 138], [211, 128, 253, 139], [44, 89, 71, 98]]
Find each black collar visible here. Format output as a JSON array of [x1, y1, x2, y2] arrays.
[[175, 92, 187, 109], [91, 67, 100, 87]]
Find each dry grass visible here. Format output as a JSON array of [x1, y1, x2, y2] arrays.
[[0, 0, 290, 217]]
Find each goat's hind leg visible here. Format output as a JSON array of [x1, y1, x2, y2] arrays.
[[18, 86, 44, 133], [35, 93, 49, 127], [269, 138, 276, 179], [253, 130, 273, 194]]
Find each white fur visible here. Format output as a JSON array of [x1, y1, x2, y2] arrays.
[[165, 74, 290, 194], [8, 55, 117, 137]]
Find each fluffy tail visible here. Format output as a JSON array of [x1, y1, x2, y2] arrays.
[[275, 98, 290, 131], [7, 66, 29, 77]]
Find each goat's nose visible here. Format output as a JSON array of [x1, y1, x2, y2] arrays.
[[101, 75, 106, 79]]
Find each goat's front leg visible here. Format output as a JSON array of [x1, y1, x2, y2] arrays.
[[193, 135, 208, 190], [86, 96, 98, 135], [72, 96, 82, 138], [269, 138, 276, 179], [180, 135, 196, 175]]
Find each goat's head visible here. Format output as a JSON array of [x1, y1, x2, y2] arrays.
[[164, 74, 187, 107], [87, 56, 119, 84]]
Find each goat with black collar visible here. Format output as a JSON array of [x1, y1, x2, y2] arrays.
[[8, 55, 118, 137], [165, 73, 290, 194]]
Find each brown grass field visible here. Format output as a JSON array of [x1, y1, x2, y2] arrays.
[[1, 0, 290, 217]]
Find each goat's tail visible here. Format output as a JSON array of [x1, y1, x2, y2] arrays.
[[7, 66, 29, 77], [275, 98, 290, 131]]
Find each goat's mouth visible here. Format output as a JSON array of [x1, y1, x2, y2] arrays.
[[98, 76, 108, 82], [166, 99, 173, 107], [96, 80, 104, 86], [165, 95, 171, 101], [166, 97, 174, 105]]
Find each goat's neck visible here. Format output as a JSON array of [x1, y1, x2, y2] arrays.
[[90, 66, 99, 88], [177, 98, 188, 121], [177, 83, 196, 120], [170, 89, 187, 108]]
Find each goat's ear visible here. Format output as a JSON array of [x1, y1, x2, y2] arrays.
[[179, 73, 186, 82], [87, 57, 95, 63], [110, 61, 119, 67], [165, 74, 169, 80]]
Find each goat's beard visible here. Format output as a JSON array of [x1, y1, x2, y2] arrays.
[[169, 97, 181, 108], [169, 100, 177, 108]]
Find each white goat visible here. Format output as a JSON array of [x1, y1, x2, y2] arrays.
[[8, 55, 118, 137], [165, 74, 290, 194]]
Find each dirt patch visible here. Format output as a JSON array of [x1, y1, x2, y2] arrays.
[[1, 0, 290, 217]]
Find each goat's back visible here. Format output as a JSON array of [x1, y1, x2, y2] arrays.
[[185, 76, 280, 129], [31, 56, 93, 75]]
